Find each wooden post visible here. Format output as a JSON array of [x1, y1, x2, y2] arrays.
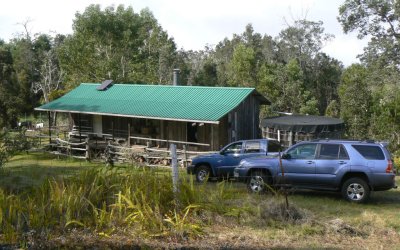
[[85, 138, 90, 161], [68, 141, 72, 157], [160, 120, 165, 147], [183, 145, 188, 168], [107, 141, 114, 167], [210, 125, 214, 151], [127, 122, 131, 146], [170, 143, 179, 195], [278, 151, 289, 209], [48, 112, 51, 144], [112, 121, 114, 141], [78, 113, 82, 143], [54, 112, 58, 137]]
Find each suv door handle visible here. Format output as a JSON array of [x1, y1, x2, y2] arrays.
[[307, 161, 314, 164], [339, 161, 347, 165]]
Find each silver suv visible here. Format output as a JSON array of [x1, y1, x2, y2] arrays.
[[234, 140, 397, 203]]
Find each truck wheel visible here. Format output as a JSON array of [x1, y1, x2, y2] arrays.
[[196, 165, 210, 183], [248, 171, 268, 193], [341, 177, 370, 203]]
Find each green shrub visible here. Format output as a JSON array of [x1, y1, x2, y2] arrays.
[[0, 129, 31, 167], [0, 167, 216, 243], [0, 130, 12, 167]]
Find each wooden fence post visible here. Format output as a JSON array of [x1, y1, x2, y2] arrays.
[[48, 112, 52, 145], [107, 141, 114, 167], [183, 145, 188, 168], [68, 141, 72, 157], [128, 123, 131, 146], [85, 138, 90, 161], [170, 143, 179, 195]]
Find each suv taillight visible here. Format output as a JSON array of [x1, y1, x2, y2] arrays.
[[386, 160, 393, 173]]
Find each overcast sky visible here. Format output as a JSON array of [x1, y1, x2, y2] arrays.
[[0, 0, 368, 66]]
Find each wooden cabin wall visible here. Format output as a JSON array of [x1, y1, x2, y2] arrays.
[[217, 116, 229, 149], [162, 120, 186, 144], [226, 95, 262, 142], [196, 123, 208, 144]]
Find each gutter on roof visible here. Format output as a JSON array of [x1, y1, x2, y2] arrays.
[[34, 108, 220, 125]]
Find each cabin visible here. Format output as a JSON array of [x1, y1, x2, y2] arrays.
[[261, 115, 344, 148], [35, 80, 270, 151]]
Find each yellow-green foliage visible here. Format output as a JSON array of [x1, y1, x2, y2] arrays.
[[393, 156, 400, 172], [0, 167, 242, 243]]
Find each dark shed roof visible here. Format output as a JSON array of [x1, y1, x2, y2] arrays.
[[261, 115, 344, 133]]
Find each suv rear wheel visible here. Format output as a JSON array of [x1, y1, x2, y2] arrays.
[[341, 177, 370, 203], [248, 171, 270, 193]]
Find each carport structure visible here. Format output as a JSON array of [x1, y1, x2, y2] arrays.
[[261, 115, 344, 148]]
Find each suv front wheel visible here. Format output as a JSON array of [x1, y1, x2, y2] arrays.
[[341, 177, 370, 203]]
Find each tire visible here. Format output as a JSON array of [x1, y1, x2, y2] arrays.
[[195, 165, 210, 183], [247, 171, 269, 193], [341, 177, 370, 203]]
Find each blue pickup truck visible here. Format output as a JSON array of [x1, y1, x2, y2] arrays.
[[187, 139, 281, 182]]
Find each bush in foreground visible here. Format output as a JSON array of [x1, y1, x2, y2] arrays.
[[0, 167, 247, 244]]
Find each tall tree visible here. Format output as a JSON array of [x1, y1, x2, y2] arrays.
[[276, 19, 335, 114], [10, 37, 38, 113], [276, 19, 334, 68], [338, 0, 400, 67], [59, 5, 177, 87], [227, 43, 256, 87], [338, 64, 371, 139], [311, 53, 343, 114], [30, 34, 65, 104], [182, 47, 217, 86], [258, 59, 317, 115], [0, 45, 20, 127]]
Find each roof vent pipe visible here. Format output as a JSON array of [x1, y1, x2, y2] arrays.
[[173, 69, 180, 86]]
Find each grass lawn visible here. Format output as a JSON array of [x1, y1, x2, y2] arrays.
[[1, 152, 97, 191], [1, 152, 400, 249]]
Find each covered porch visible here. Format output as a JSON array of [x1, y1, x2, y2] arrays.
[[68, 113, 224, 151]]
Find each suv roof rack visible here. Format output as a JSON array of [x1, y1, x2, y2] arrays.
[[308, 139, 379, 144]]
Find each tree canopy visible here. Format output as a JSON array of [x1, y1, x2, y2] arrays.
[[59, 5, 178, 87]]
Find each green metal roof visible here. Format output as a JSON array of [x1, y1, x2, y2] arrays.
[[35, 83, 269, 124]]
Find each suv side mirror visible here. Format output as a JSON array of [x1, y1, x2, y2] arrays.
[[282, 153, 291, 159]]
